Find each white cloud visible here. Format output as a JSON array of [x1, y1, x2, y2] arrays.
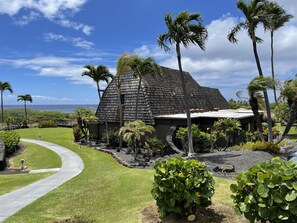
[[43, 32, 94, 49], [13, 11, 40, 26], [32, 95, 73, 102], [0, 0, 93, 35], [0, 56, 112, 90]]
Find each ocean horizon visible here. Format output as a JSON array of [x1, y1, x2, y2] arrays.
[[4, 104, 98, 113]]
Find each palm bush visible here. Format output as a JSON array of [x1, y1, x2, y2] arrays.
[[119, 120, 154, 160]]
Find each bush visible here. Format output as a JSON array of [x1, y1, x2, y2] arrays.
[[38, 120, 57, 128], [0, 130, 20, 154], [176, 124, 212, 153], [231, 141, 280, 153], [144, 136, 166, 156], [102, 129, 119, 149], [73, 125, 83, 142], [151, 157, 215, 219], [251, 141, 280, 153], [231, 157, 297, 223]]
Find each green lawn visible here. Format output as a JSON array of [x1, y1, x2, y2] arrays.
[[0, 172, 54, 196], [275, 123, 297, 143], [4, 127, 234, 223], [10, 141, 62, 170]]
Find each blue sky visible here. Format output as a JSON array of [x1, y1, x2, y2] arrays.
[[0, 0, 296, 105]]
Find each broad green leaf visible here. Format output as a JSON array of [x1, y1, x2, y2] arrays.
[[257, 184, 269, 198], [285, 191, 297, 202]]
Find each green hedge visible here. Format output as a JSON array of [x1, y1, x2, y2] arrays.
[[0, 130, 20, 154]]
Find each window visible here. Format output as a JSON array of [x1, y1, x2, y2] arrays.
[[120, 94, 125, 105]]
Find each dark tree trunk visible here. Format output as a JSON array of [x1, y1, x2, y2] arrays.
[[276, 99, 297, 144], [98, 86, 109, 145], [117, 76, 123, 151], [249, 94, 265, 142], [1, 92, 3, 125], [252, 35, 273, 142], [176, 43, 194, 156], [270, 31, 278, 104], [24, 101, 27, 120], [135, 77, 141, 120]]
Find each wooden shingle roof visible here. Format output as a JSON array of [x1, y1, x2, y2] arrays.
[[96, 66, 230, 125]]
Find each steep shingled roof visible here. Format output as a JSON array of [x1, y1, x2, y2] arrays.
[[96, 66, 230, 125]]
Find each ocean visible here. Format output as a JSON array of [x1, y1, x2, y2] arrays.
[[4, 104, 98, 113]]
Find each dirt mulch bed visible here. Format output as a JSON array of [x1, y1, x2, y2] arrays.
[[140, 203, 248, 223]]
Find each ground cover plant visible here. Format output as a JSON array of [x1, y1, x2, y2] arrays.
[[4, 127, 235, 223]]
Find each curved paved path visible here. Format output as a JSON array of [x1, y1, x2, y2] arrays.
[[0, 139, 84, 222]]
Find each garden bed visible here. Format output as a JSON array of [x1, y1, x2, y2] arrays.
[[94, 144, 288, 179]]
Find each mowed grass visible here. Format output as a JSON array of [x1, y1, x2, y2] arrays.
[[5, 128, 234, 223], [10, 141, 62, 170], [0, 172, 54, 196]]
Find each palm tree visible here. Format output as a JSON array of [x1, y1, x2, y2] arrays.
[[82, 65, 113, 144], [17, 94, 33, 120], [276, 78, 297, 144], [0, 81, 13, 125], [262, 1, 293, 104], [157, 11, 208, 156], [119, 54, 161, 119], [247, 76, 277, 141], [227, 0, 273, 142], [119, 120, 155, 160], [116, 53, 134, 150]]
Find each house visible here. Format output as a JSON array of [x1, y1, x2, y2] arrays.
[[91, 66, 257, 142]]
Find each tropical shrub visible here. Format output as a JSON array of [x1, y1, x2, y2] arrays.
[[119, 120, 154, 160], [152, 157, 215, 219], [102, 129, 119, 149], [144, 136, 165, 156], [231, 141, 280, 153], [176, 124, 212, 153], [231, 157, 297, 223], [274, 102, 290, 123], [0, 130, 20, 154], [73, 125, 83, 142], [38, 120, 57, 128]]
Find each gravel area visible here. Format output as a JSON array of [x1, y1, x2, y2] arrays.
[[94, 144, 289, 179]]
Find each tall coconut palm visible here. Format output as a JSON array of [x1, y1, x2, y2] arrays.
[[276, 78, 297, 144], [17, 94, 33, 120], [116, 53, 133, 150], [82, 65, 113, 144], [0, 81, 13, 125], [121, 55, 161, 120], [227, 0, 273, 142], [262, 1, 293, 104], [157, 11, 208, 156], [247, 76, 277, 141]]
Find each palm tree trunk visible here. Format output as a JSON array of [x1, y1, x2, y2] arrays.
[[249, 95, 265, 141], [252, 37, 273, 142], [135, 77, 141, 120], [1, 91, 3, 126], [176, 43, 194, 156], [276, 99, 297, 144], [270, 31, 277, 104], [24, 101, 27, 120], [98, 84, 110, 145], [117, 76, 123, 151]]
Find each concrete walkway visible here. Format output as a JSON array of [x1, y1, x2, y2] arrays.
[[0, 139, 84, 222]]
